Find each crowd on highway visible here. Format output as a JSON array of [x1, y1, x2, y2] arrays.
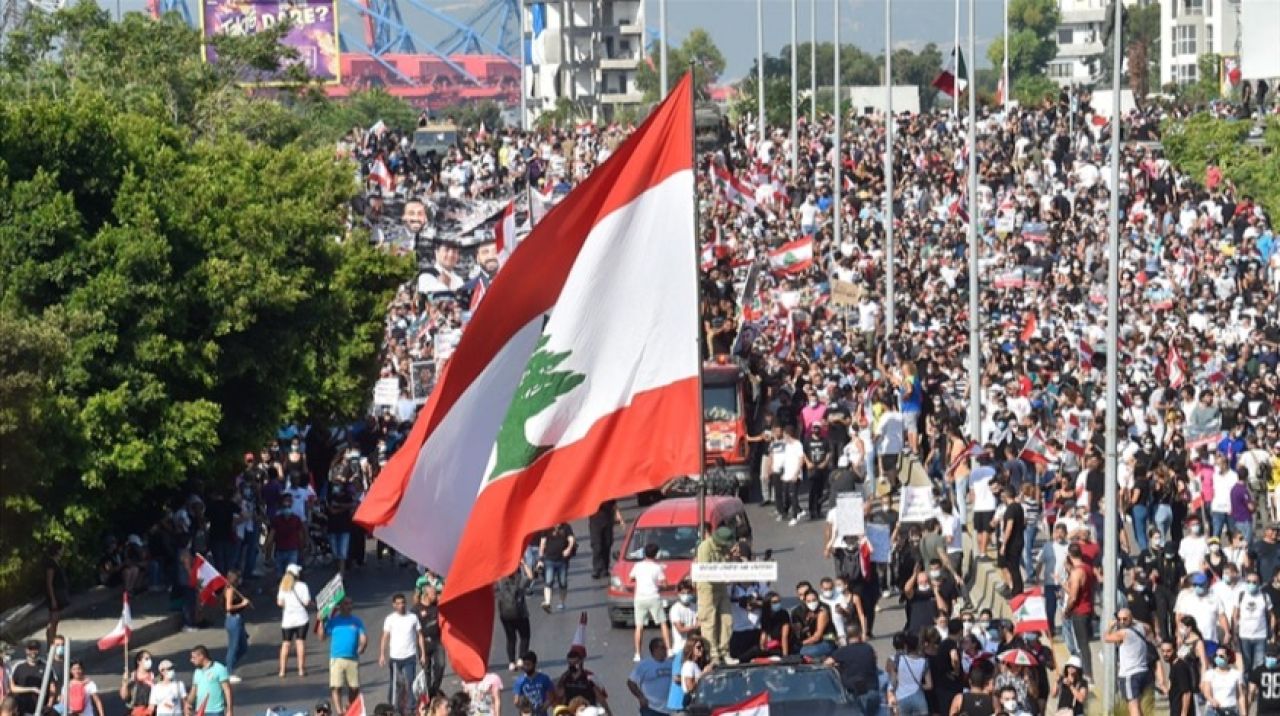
[[7, 91, 1280, 716]]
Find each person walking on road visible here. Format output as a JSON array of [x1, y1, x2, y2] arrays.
[[1063, 543, 1097, 679], [415, 584, 447, 698], [588, 500, 624, 580], [222, 570, 251, 683], [1102, 609, 1155, 716], [323, 597, 367, 715], [496, 566, 532, 672], [538, 524, 576, 613], [186, 646, 232, 716], [826, 624, 879, 716], [276, 564, 312, 678], [379, 593, 424, 709]]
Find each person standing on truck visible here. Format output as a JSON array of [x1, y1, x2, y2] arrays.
[[694, 527, 737, 665]]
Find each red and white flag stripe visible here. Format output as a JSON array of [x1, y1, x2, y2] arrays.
[[494, 200, 518, 267], [96, 593, 133, 651], [355, 75, 701, 681], [712, 692, 770, 716], [191, 554, 228, 606]]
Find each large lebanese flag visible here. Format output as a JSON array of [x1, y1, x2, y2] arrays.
[[191, 554, 227, 606], [493, 200, 518, 267], [354, 74, 700, 681], [96, 593, 132, 651], [1009, 587, 1050, 634], [768, 237, 814, 275]]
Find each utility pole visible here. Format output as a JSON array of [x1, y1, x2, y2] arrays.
[[757, 0, 766, 140], [832, 0, 842, 249], [1102, 0, 1123, 710], [965, 0, 979, 520], [659, 0, 669, 98], [791, 0, 799, 179], [810, 0, 817, 120], [884, 0, 894, 335]]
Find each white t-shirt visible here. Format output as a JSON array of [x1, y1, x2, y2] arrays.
[[1202, 667, 1243, 707], [382, 611, 421, 660], [1211, 470, 1239, 513], [1213, 580, 1246, 623], [1179, 536, 1209, 575], [668, 601, 698, 651], [278, 582, 312, 629], [1235, 592, 1271, 640], [970, 467, 997, 512], [1175, 590, 1222, 641], [149, 681, 188, 716], [679, 659, 702, 686], [781, 439, 805, 482], [875, 412, 904, 456], [938, 512, 963, 553], [630, 560, 667, 600]]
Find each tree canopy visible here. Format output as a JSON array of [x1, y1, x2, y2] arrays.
[[636, 27, 727, 101], [986, 0, 1060, 83], [0, 2, 410, 604]]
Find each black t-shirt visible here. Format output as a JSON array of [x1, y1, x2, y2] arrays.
[[1249, 665, 1280, 713], [542, 526, 574, 560], [328, 487, 356, 533], [416, 602, 441, 643], [206, 498, 240, 543], [1168, 659, 1196, 716], [1126, 587, 1156, 625], [830, 642, 878, 695], [12, 660, 44, 715], [904, 588, 939, 635], [928, 640, 964, 696], [805, 436, 831, 469], [1002, 502, 1026, 547], [1251, 539, 1280, 582], [557, 668, 600, 705]]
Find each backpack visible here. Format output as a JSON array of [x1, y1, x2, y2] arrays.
[[67, 680, 86, 714]]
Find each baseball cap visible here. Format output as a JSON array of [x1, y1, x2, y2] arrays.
[[158, 659, 175, 672], [286, 563, 302, 577], [1191, 573, 1209, 586]]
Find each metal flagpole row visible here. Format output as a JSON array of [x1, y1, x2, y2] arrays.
[[1102, 0, 1124, 710], [1002, 0, 1009, 111], [832, 0, 842, 251], [953, 0, 960, 118], [965, 0, 979, 520], [791, 0, 799, 180], [756, 0, 766, 140], [810, 0, 817, 121], [659, 0, 668, 98], [884, 0, 894, 335]]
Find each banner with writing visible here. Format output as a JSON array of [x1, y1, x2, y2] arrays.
[[200, 0, 341, 84]]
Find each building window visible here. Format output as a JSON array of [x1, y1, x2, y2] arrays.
[[1058, 28, 1073, 44], [1049, 62, 1073, 78], [1176, 62, 1198, 84], [1184, 0, 1203, 15], [1175, 25, 1197, 55], [1205, 25, 1212, 54]]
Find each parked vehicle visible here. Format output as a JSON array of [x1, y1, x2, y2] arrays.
[[606, 496, 751, 627], [686, 662, 857, 716]]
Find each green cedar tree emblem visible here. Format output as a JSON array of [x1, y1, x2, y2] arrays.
[[488, 335, 586, 481], [782, 251, 799, 265]]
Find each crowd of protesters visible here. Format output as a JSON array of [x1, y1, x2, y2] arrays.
[[10, 88, 1280, 716]]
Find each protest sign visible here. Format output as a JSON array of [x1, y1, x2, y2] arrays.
[[315, 573, 345, 622], [691, 561, 778, 583], [435, 328, 462, 364], [834, 494, 866, 540], [373, 377, 400, 407], [866, 523, 893, 564], [200, 0, 341, 84], [831, 279, 863, 307], [899, 486, 937, 523], [410, 361, 436, 402]]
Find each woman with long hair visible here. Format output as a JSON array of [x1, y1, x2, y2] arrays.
[[118, 650, 154, 716], [65, 661, 104, 716], [276, 563, 313, 678], [223, 570, 251, 682]]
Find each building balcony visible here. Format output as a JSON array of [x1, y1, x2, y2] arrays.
[[600, 56, 640, 70], [600, 90, 644, 104]]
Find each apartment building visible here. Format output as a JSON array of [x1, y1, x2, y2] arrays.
[[1160, 0, 1242, 86], [1047, 0, 1147, 87], [524, 0, 646, 123]]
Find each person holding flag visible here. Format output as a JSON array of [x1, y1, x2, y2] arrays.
[[323, 597, 368, 715]]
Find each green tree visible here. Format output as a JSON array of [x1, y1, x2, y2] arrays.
[[637, 27, 727, 101], [1100, 2, 1161, 98], [1162, 114, 1280, 217], [987, 0, 1060, 82], [0, 2, 410, 605]]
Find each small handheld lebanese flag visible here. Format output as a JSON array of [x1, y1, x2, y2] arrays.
[[195, 697, 209, 716], [354, 73, 701, 681], [1019, 429, 1050, 466], [493, 200, 518, 267], [96, 593, 133, 651], [191, 554, 228, 606], [344, 693, 366, 716], [569, 611, 588, 656], [768, 237, 814, 276], [712, 692, 769, 716], [1009, 587, 1050, 635], [370, 157, 395, 192]]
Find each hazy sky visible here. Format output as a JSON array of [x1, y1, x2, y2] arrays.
[[96, 0, 1004, 79]]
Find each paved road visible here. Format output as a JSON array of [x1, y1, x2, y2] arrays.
[[84, 499, 908, 715]]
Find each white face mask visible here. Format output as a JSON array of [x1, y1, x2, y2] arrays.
[[140, 657, 152, 670], [806, 601, 821, 612], [1002, 700, 1019, 713]]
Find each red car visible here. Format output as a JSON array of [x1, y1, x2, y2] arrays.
[[606, 496, 752, 627]]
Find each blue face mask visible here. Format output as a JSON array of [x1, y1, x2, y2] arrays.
[[1196, 586, 1208, 596], [1267, 657, 1279, 669], [1215, 656, 1229, 668], [771, 602, 784, 612]]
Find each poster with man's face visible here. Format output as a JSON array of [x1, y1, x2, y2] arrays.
[[411, 361, 436, 402]]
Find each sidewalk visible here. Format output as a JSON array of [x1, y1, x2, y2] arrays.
[[0, 588, 183, 669]]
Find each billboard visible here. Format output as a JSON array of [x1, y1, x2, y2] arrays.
[[200, 0, 341, 85]]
